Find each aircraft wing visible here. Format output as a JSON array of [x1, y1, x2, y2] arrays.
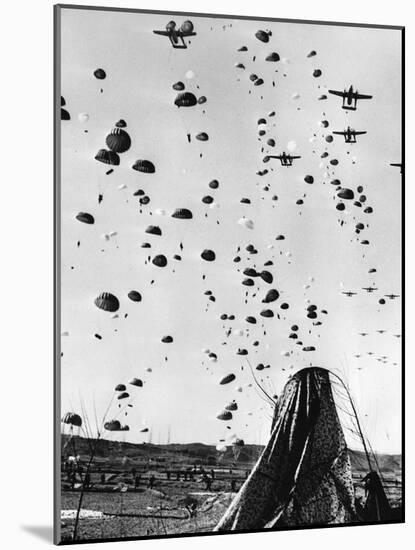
[[181, 31, 197, 37], [353, 93, 373, 100], [332, 131, 346, 136], [354, 131, 367, 135], [153, 30, 169, 36], [290, 155, 301, 159], [329, 89, 346, 97]]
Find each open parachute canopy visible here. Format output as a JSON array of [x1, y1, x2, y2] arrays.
[[127, 290, 142, 302], [94, 292, 120, 312], [95, 149, 120, 166], [255, 30, 270, 43], [220, 373, 236, 385], [61, 412, 82, 427], [172, 208, 193, 219], [217, 410, 233, 421], [201, 249, 216, 262], [132, 160, 156, 173], [175, 92, 197, 107], [75, 212, 94, 224], [117, 392, 130, 400], [129, 378, 143, 387], [105, 128, 131, 153], [104, 420, 122, 432]]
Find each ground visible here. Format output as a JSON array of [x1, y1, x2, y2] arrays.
[[59, 439, 402, 542]]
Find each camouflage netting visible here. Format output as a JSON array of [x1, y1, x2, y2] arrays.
[[215, 367, 356, 530]]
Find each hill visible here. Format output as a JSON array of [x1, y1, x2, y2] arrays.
[[61, 435, 401, 475]]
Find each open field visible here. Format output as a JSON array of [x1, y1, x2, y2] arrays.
[[60, 436, 402, 542]]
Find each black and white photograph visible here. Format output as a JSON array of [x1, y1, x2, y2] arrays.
[[55, 4, 403, 545]]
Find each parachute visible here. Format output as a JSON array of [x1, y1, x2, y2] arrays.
[[174, 92, 197, 107], [304, 175, 314, 184], [94, 292, 120, 312], [132, 160, 156, 174], [94, 68, 106, 79], [201, 249, 216, 261], [115, 384, 126, 392], [75, 212, 94, 224], [220, 373, 236, 385], [106, 128, 131, 153], [217, 410, 233, 421], [242, 278, 254, 287], [265, 52, 280, 62], [225, 401, 238, 411], [246, 316, 257, 324], [260, 309, 274, 318], [61, 412, 82, 427], [255, 30, 270, 43], [127, 290, 142, 302], [196, 132, 209, 141], [172, 81, 185, 91], [115, 119, 127, 128], [117, 392, 130, 400], [337, 188, 354, 200], [238, 217, 254, 230], [172, 208, 194, 219], [215, 368, 356, 531], [78, 113, 89, 123], [152, 255, 167, 267], [198, 96, 207, 104], [260, 271, 273, 284], [95, 149, 120, 166], [313, 69, 322, 77], [129, 378, 143, 387], [61, 108, 70, 120], [145, 225, 162, 236], [104, 420, 122, 431], [161, 335, 173, 343]]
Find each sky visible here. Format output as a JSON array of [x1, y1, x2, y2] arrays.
[[59, 8, 402, 454]]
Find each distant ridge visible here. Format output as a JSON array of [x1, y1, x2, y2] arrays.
[[61, 435, 401, 474]]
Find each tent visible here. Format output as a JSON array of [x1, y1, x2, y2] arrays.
[[215, 367, 356, 530]]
